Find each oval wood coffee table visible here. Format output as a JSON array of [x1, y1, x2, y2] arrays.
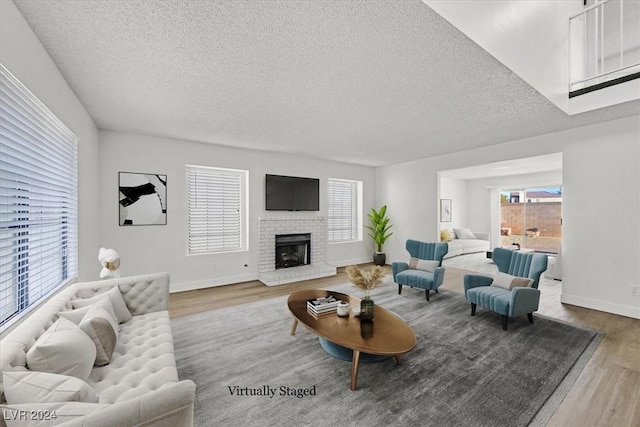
[[288, 289, 416, 390]]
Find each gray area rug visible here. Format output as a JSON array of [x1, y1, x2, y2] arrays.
[[172, 283, 602, 427]]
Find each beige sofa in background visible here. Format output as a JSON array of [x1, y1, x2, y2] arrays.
[[0, 272, 195, 427], [442, 229, 490, 259]]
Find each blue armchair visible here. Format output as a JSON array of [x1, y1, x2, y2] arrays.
[[464, 247, 548, 330], [392, 240, 448, 301]]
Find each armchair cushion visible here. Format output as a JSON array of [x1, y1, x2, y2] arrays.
[[491, 272, 534, 290], [409, 258, 440, 272]]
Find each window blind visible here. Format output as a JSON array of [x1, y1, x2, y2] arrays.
[[328, 179, 358, 242], [1, 64, 78, 329], [186, 165, 247, 255]]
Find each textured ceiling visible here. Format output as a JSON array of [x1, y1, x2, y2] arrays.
[[12, 0, 640, 167]]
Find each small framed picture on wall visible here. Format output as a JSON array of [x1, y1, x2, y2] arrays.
[[440, 199, 452, 222], [119, 172, 167, 226]]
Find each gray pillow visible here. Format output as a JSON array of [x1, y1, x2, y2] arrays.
[[71, 286, 132, 324], [78, 305, 119, 366], [453, 228, 476, 239], [59, 295, 118, 326]]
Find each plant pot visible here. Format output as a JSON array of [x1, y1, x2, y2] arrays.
[[360, 296, 374, 320], [373, 252, 386, 266]]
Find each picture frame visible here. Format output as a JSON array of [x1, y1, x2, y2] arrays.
[[118, 172, 167, 226], [440, 199, 452, 222]]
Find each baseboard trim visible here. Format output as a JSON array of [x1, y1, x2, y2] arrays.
[[561, 293, 640, 319], [171, 273, 258, 293], [329, 257, 375, 267]]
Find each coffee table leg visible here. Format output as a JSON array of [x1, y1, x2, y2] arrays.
[[350, 350, 361, 391], [290, 319, 298, 335], [395, 355, 402, 365]]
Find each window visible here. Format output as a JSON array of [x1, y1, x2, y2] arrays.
[[1, 65, 78, 330], [186, 165, 248, 255], [328, 178, 362, 243]]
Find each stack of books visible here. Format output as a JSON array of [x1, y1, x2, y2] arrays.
[[307, 295, 340, 318]]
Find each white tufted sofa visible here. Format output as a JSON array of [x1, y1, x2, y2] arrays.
[[0, 272, 195, 426]]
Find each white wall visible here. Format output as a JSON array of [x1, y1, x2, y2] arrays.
[[377, 115, 640, 319], [99, 131, 376, 292], [0, 1, 100, 281], [438, 176, 467, 230]]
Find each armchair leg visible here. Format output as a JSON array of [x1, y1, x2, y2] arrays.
[[527, 313, 534, 324], [398, 284, 402, 295], [470, 303, 476, 316], [502, 315, 508, 331], [435, 289, 438, 293], [425, 289, 430, 301]]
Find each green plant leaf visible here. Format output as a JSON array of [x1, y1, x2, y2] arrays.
[[367, 205, 392, 252]]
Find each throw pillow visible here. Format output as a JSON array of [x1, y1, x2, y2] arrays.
[[453, 228, 476, 240], [408, 258, 440, 272], [1, 402, 110, 427], [26, 318, 96, 381], [440, 230, 453, 242], [71, 286, 132, 324], [3, 371, 99, 405], [59, 296, 117, 326], [491, 272, 534, 290], [78, 305, 119, 366]]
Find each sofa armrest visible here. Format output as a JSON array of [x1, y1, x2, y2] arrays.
[[463, 274, 493, 298], [473, 232, 490, 241], [510, 287, 540, 317], [392, 262, 409, 282], [59, 380, 196, 427], [72, 272, 170, 316]]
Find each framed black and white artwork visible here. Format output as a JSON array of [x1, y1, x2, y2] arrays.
[[440, 199, 452, 222], [119, 172, 167, 226]]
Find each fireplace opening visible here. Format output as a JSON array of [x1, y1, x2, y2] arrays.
[[275, 233, 311, 269]]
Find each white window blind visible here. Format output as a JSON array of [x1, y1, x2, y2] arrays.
[[328, 178, 360, 243], [186, 165, 247, 255], [1, 64, 78, 329]]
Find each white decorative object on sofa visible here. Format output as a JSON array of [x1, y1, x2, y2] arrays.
[[442, 229, 490, 259], [0, 272, 195, 427]]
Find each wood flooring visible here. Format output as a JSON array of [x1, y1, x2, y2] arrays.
[[169, 265, 640, 427]]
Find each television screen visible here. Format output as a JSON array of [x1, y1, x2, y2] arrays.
[[265, 174, 320, 211]]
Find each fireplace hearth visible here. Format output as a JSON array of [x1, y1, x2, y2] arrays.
[[275, 233, 311, 269]]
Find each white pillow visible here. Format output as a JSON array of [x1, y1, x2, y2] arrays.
[[26, 318, 96, 381], [491, 272, 534, 290], [1, 402, 109, 427], [78, 305, 119, 366], [408, 258, 440, 272], [453, 228, 476, 239], [72, 286, 132, 324], [59, 296, 117, 326], [3, 371, 99, 404]]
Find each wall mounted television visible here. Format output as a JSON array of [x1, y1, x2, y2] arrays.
[[265, 174, 320, 211]]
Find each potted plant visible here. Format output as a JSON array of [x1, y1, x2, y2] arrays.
[[366, 205, 393, 266], [345, 265, 386, 320]]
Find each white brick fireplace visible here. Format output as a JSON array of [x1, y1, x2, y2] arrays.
[[258, 216, 336, 286]]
